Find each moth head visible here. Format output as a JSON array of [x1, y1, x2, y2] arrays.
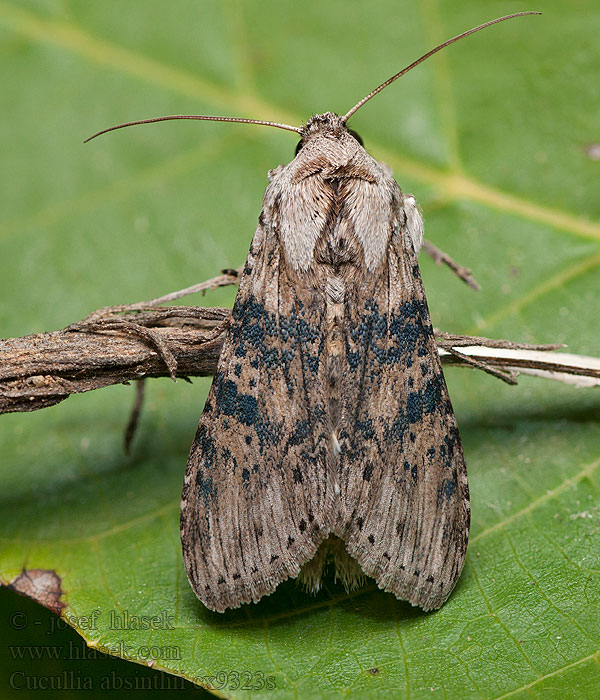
[[294, 113, 364, 156]]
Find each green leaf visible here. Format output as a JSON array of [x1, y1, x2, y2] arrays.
[[1, 1, 599, 699]]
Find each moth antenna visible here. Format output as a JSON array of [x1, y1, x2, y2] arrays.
[[84, 114, 302, 143], [342, 11, 541, 122]]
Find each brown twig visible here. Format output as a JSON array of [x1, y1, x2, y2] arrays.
[[2, 258, 599, 415], [1, 306, 599, 415], [422, 240, 480, 290], [0, 306, 228, 414], [439, 345, 519, 385]]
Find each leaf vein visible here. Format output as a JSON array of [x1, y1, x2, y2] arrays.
[[472, 456, 600, 543]]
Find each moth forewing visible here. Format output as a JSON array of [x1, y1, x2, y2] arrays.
[[181, 113, 469, 612], [180, 165, 336, 612], [336, 187, 469, 611]]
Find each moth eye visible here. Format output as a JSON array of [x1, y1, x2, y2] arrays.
[[348, 129, 364, 146], [295, 140, 304, 156]]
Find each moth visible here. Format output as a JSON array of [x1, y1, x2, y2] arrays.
[[87, 12, 539, 612]]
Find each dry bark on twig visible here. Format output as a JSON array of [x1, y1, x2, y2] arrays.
[[0, 306, 228, 413], [2, 306, 599, 415], [2, 257, 599, 416]]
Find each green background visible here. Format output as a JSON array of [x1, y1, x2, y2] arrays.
[[1, 1, 599, 698]]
